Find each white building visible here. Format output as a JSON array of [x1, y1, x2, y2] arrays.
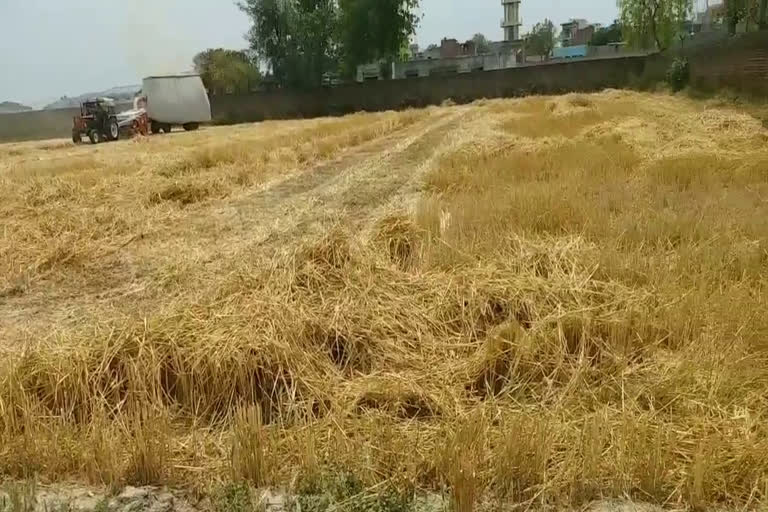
[[501, 0, 522, 41]]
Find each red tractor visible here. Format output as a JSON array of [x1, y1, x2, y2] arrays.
[[72, 98, 148, 144]]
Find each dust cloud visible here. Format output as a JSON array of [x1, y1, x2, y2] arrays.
[[118, 0, 196, 79]]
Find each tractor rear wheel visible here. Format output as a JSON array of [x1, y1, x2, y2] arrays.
[[88, 130, 102, 144], [106, 119, 120, 141]]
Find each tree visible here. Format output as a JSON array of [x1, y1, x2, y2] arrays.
[[726, 0, 763, 33], [239, 0, 419, 85], [591, 21, 623, 45], [238, 0, 292, 85], [238, 0, 338, 88], [338, 0, 420, 78], [193, 49, 261, 95], [472, 33, 492, 54], [526, 19, 556, 60], [618, 0, 693, 51], [291, 0, 339, 86]]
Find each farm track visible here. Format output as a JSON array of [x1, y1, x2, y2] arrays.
[[0, 109, 468, 342], [203, 109, 466, 251]]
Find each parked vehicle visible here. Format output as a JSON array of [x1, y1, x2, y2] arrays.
[[141, 74, 212, 134]]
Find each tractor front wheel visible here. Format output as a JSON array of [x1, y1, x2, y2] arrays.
[[88, 130, 102, 145], [72, 131, 82, 144]]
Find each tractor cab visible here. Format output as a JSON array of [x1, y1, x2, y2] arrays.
[[81, 98, 116, 118]]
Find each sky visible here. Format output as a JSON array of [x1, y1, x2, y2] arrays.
[[0, 0, 709, 107]]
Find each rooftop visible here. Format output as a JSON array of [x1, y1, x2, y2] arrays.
[[561, 18, 590, 28]]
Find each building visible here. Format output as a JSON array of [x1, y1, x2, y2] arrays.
[[560, 19, 597, 47], [390, 52, 518, 80], [356, 0, 523, 82], [693, 2, 726, 31], [407, 38, 481, 62], [552, 45, 589, 59], [439, 38, 477, 58], [552, 42, 637, 61], [356, 46, 520, 82], [501, 0, 523, 41], [423, 45, 442, 60], [357, 63, 388, 82]]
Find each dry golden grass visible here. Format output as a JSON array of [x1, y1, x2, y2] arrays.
[[1, 92, 767, 509]]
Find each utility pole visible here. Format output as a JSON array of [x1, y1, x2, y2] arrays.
[[760, 0, 767, 29]]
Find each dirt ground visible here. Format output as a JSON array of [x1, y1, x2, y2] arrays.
[[0, 482, 676, 512]]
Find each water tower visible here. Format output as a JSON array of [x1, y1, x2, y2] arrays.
[[502, 0, 522, 41]]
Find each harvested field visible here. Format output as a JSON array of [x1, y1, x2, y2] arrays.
[[1, 91, 768, 510]]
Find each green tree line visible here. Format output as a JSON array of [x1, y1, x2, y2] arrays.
[[193, 49, 261, 95], [617, 0, 766, 52], [195, 0, 419, 92]]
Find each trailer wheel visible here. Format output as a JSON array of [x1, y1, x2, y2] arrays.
[[183, 123, 200, 132], [106, 119, 120, 141], [88, 130, 102, 145], [151, 122, 162, 135], [161, 124, 172, 134]]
